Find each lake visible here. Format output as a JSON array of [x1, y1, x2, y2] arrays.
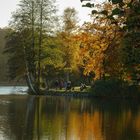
[[0, 87, 140, 140]]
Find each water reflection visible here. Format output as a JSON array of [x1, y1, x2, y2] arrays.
[[0, 95, 140, 140]]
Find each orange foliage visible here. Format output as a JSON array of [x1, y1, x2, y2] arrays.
[[75, 3, 123, 79]]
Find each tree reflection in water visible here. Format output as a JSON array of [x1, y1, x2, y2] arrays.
[[0, 96, 140, 140]]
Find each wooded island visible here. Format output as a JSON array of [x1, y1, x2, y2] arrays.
[[0, 0, 140, 97]]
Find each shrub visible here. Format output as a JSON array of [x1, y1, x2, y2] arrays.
[[90, 78, 140, 98]]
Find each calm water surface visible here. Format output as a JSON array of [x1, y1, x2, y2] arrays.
[[0, 87, 140, 140]]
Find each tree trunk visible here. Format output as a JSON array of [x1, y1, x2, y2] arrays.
[[37, 0, 43, 91]]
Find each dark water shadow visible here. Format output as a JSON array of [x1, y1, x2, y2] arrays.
[[1, 95, 140, 140]]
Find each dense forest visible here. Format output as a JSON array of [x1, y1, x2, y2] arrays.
[[0, 28, 26, 85], [0, 28, 10, 84], [0, 0, 140, 95]]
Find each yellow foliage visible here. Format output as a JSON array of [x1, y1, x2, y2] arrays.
[[75, 2, 123, 79]]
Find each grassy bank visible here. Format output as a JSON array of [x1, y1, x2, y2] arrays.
[[41, 86, 91, 97]]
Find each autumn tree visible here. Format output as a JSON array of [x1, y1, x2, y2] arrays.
[[81, 0, 140, 83], [58, 7, 80, 81], [77, 3, 123, 80]]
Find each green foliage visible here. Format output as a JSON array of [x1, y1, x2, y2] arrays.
[[91, 79, 124, 95], [4, 30, 26, 80], [41, 47, 64, 68], [4, 0, 59, 93], [119, 1, 140, 82], [59, 7, 80, 81], [112, 8, 124, 15], [0, 29, 10, 83], [121, 33, 140, 64], [121, 33, 140, 82]]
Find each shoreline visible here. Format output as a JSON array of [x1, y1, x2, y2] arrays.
[[28, 90, 140, 99], [0, 92, 140, 100], [44, 91, 91, 97], [0, 86, 139, 99]]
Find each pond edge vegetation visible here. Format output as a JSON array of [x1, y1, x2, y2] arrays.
[[28, 79, 140, 99]]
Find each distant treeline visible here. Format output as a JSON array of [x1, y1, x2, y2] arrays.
[[0, 28, 25, 85]]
